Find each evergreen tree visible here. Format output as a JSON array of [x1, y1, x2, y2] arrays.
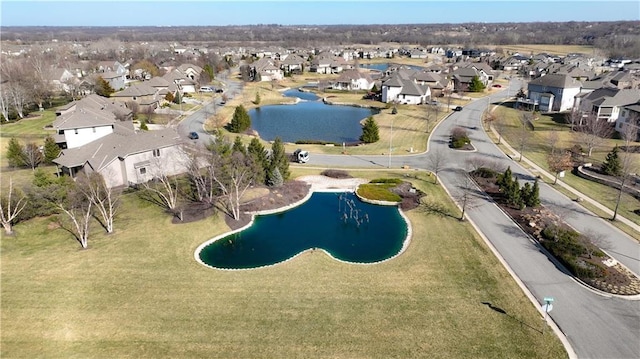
[[95, 76, 115, 97], [601, 146, 622, 176], [254, 92, 261, 105], [267, 166, 283, 187], [232, 136, 247, 155], [269, 137, 290, 181], [497, 166, 513, 189], [247, 137, 268, 184], [526, 180, 541, 207], [139, 120, 148, 131], [228, 105, 251, 133], [360, 116, 380, 143], [173, 91, 182, 104], [6, 138, 25, 168], [468, 75, 486, 92], [42, 135, 61, 164]]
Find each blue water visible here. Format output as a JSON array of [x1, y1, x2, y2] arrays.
[[249, 90, 377, 143], [359, 63, 426, 72], [198, 192, 408, 269]]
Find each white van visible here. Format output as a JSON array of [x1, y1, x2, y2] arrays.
[[200, 86, 213, 92]]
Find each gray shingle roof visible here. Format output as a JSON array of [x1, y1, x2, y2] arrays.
[[111, 83, 157, 98], [529, 74, 581, 89]]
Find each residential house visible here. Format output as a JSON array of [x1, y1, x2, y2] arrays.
[[46, 68, 75, 92], [97, 61, 128, 78], [450, 67, 490, 92], [526, 74, 582, 112], [53, 127, 188, 189], [110, 82, 159, 111], [249, 57, 284, 82], [413, 71, 452, 97], [176, 63, 203, 81], [331, 69, 375, 91], [615, 103, 640, 140], [280, 54, 306, 74], [100, 70, 126, 91], [52, 94, 132, 149], [577, 88, 640, 123], [381, 71, 431, 105], [310, 54, 334, 74], [163, 69, 198, 93]]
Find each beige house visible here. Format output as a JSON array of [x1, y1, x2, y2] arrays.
[[111, 82, 159, 111]]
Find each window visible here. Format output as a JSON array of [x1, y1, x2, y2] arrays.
[[153, 149, 160, 157], [139, 167, 146, 175], [92, 127, 96, 133], [74, 129, 78, 134]]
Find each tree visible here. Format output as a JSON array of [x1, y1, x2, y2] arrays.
[[76, 172, 119, 234], [227, 105, 251, 133], [132, 59, 160, 78], [601, 146, 622, 176], [360, 116, 380, 143], [232, 136, 247, 155], [0, 177, 28, 235], [247, 137, 268, 184], [517, 112, 533, 161], [254, 92, 261, 105], [203, 64, 215, 82], [269, 137, 290, 183], [138, 159, 180, 212], [525, 180, 541, 207], [212, 149, 258, 220], [22, 142, 43, 170], [612, 123, 639, 221], [547, 151, 573, 184], [576, 113, 613, 157], [95, 76, 115, 97], [43, 136, 61, 164], [428, 148, 447, 184], [468, 75, 486, 92], [455, 174, 481, 221], [6, 138, 25, 168], [57, 185, 93, 249]]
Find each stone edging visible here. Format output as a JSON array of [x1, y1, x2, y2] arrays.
[[194, 185, 412, 271], [576, 166, 640, 200]]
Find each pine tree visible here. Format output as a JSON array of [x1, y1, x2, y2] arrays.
[[228, 105, 251, 133], [526, 180, 541, 207], [95, 76, 115, 97], [254, 92, 261, 105], [267, 167, 283, 187], [42, 136, 61, 164], [232, 136, 247, 155], [468, 75, 486, 92], [360, 116, 380, 143], [601, 146, 622, 176], [247, 137, 268, 184], [269, 137, 290, 181], [139, 120, 148, 131], [6, 138, 25, 168]]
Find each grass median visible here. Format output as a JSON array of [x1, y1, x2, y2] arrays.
[[1, 169, 566, 358]]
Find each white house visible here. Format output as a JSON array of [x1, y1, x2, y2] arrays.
[[381, 72, 431, 105], [615, 103, 640, 140], [332, 69, 375, 91], [527, 74, 582, 112]]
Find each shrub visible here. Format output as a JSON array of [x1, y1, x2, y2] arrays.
[[356, 184, 402, 202], [320, 169, 351, 179], [472, 167, 497, 179], [450, 127, 470, 149], [370, 178, 403, 184]]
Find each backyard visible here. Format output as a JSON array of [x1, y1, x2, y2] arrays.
[[0, 168, 566, 358]]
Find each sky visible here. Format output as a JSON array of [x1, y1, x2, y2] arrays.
[[1, 0, 638, 27]]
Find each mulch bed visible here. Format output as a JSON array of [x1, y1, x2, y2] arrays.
[[473, 175, 640, 295]]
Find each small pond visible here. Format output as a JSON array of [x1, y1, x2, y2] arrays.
[[196, 192, 409, 270], [359, 63, 426, 72], [249, 89, 377, 144]]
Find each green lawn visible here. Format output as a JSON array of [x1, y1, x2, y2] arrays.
[[0, 111, 56, 138], [1, 169, 566, 358], [489, 102, 640, 231]]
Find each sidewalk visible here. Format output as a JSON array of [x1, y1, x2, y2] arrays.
[[486, 124, 640, 234]]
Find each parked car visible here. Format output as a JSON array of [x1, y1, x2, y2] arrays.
[[188, 131, 199, 140], [200, 86, 213, 92], [454, 106, 463, 111], [492, 84, 503, 88]]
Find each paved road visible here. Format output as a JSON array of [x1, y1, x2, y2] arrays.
[[306, 82, 640, 358], [175, 74, 640, 357], [177, 69, 244, 146]]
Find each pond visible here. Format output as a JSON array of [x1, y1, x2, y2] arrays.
[[249, 89, 377, 144], [359, 63, 426, 72], [196, 192, 409, 270]]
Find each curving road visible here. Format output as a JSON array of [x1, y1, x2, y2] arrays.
[[176, 75, 640, 358]]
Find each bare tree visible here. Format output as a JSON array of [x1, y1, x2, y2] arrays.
[[138, 160, 180, 212], [576, 113, 614, 157], [0, 59, 31, 119], [57, 187, 93, 249], [183, 145, 217, 204], [0, 85, 10, 121], [612, 120, 639, 221], [565, 108, 583, 132], [427, 148, 448, 184], [579, 229, 611, 259], [547, 151, 574, 184], [455, 173, 482, 221], [546, 130, 560, 155], [76, 172, 119, 234], [212, 150, 258, 221], [22, 142, 43, 170], [516, 112, 533, 161], [0, 178, 28, 235]]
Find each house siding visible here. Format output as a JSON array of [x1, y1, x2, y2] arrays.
[[64, 125, 113, 149]]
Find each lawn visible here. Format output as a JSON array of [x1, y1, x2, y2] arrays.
[[1, 169, 566, 358], [489, 102, 640, 231]]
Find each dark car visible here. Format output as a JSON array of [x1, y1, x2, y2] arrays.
[[188, 132, 199, 140], [454, 106, 463, 111]]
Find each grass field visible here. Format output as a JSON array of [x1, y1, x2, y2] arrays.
[[482, 44, 599, 57], [489, 101, 640, 231], [0, 169, 566, 358]]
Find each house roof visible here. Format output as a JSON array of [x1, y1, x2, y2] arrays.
[[529, 73, 581, 89], [336, 69, 373, 83], [53, 106, 116, 130], [111, 83, 157, 98], [281, 54, 305, 65], [54, 128, 183, 171], [146, 76, 170, 88]]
